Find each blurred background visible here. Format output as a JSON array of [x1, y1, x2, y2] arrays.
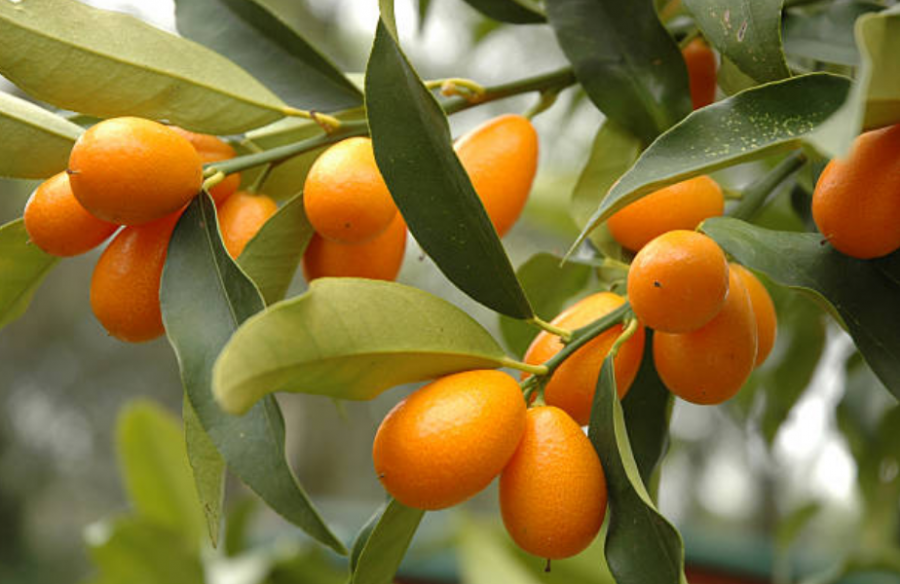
[[0, 1, 897, 583]]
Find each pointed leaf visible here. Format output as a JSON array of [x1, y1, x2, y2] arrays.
[[0, 0, 287, 134], [461, 0, 546, 23], [350, 498, 424, 584], [183, 394, 225, 547], [365, 19, 532, 319], [174, 0, 361, 112], [683, 0, 791, 83], [782, 1, 883, 67], [0, 219, 59, 331], [161, 194, 346, 554], [546, 0, 691, 143], [588, 356, 687, 584], [701, 216, 900, 401], [212, 277, 509, 415], [0, 92, 82, 179]]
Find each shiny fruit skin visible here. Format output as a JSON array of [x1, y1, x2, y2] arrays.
[[216, 192, 278, 258], [500, 406, 607, 560], [812, 123, 900, 259], [523, 292, 645, 425], [682, 38, 717, 110], [731, 264, 777, 367], [653, 265, 759, 405], [372, 369, 526, 510], [90, 212, 181, 343], [455, 114, 538, 237], [302, 213, 407, 282], [23, 171, 118, 257], [303, 137, 397, 244], [170, 126, 240, 204], [68, 117, 203, 225], [607, 175, 724, 252], [628, 230, 729, 333]]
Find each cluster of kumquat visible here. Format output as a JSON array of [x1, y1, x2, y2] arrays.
[[23, 117, 275, 343]]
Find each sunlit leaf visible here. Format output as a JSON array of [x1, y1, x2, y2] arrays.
[[0, 92, 82, 179]]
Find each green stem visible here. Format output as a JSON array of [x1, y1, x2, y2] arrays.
[[609, 318, 639, 358], [529, 316, 573, 342], [501, 357, 549, 376], [730, 151, 807, 221], [542, 302, 631, 375]]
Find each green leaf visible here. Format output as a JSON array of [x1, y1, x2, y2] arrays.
[[621, 331, 673, 487], [546, 0, 691, 144], [182, 394, 225, 547], [161, 194, 346, 555], [115, 400, 204, 543], [174, 0, 361, 112], [0, 0, 287, 134], [350, 498, 424, 584], [365, 19, 533, 319], [237, 192, 312, 305], [588, 357, 687, 584], [461, 0, 546, 23], [0, 92, 82, 179], [499, 253, 590, 358], [782, 1, 883, 67], [350, 502, 385, 574], [807, 5, 900, 158], [575, 73, 850, 245], [212, 277, 509, 415], [683, 0, 791, 83], [0, 219, 59, 331], [570, 121, 643, 260], [701, 217, 900, 401]]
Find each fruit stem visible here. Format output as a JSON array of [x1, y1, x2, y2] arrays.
[[729, 151, 807, 221], [609, 317, 639, 358], [524, 87, 562, 120], [426, 77, 487, 101], [529, 316, 573, 342], [202, 171, 225, 192], [501, 357, 549, 376], [282, 107, 343, 133], [542, 302, 631, 374]]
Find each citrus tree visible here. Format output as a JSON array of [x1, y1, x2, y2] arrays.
[[1, 0, 899, 582]]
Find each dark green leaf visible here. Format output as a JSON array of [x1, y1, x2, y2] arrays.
[[366, 20, 532, 319], [183, 394, 225, 547], [782, 1, 883, 67], [0, 92, 82, 179], [683, 0, 791, 83], [161, 194, 346, 554], [212, 278, 509, 415], [350, 498, 424, 584], [461, 0, 546, 23], [575, 73, 850, 246], [237, 192, 313, 304], [547, 0, 691, 143], [499, 253, 590, 358], [701, 217, 900, 401], [0, 219, 59, 331], [174, 0, 361, 112], [350, 502, 386, 573], [0, 0, 286, 134], [588, 356, 686, 584]]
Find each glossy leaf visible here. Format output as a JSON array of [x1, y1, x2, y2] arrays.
[[0, 219, 59, 331], [366, 19, 532, 319], [782, 0, 883, 67], [0, 0, 286, 134], [461, 0, 546, 23], [546, 0, 691, 143], [683, 0, 791, 83], [212, 278, 509, 415], [237, 192, 312, 304], [0, 92, 82, 179], [807, 6, 900, 158], [499, 253, 590, 358], [588, 356, 687, 584], [116, 401, 204, 543], [350, 498, 424, 584], [174, 0, 361, 112], [575, 73, 850, 245], [701, 217, 900, 400], [183, 395, 225, 547], [161, 194, 346, 554]]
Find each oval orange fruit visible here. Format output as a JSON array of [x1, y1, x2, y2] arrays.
[[170, 126, 240, 204], [731, 263, 777, 367], [682, 38, 717, 110], [302, 213, 407, 282], [217, 192, 278, 258]]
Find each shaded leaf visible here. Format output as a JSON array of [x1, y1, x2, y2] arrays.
[[701, 217, 900, 401], [0, 0, 286, 134], [782, 0, 883, 67], [0, 92, 82, 179], [183, 394, 225, 547], [683, 0, 791, 83], [350, 498, 424, 584], [0, 219, 59, 331], [161, 194, 345, 554], [350, 502, 385, 574], [547, 0, 691, 143], [366, 20, 532, 319], [461, 0, 546, 23], [174, 0, 361, 112], [212, 278, 509, 415]]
